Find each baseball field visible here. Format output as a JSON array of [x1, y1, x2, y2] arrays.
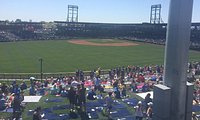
[[0, 39, 200, 73]]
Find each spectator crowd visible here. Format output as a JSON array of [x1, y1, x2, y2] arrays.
[[0, 62, 200, 119]]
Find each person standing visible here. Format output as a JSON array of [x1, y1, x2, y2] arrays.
[[68, 86, 76, 109], [94, 77, 100, 91], [12, 94, 21, 120], [134, 101, 144, 120], [78, 84, 86, 111], [144, 93, 152, 111], [146, 102, 153, 120], [104, 92, 113, 119]]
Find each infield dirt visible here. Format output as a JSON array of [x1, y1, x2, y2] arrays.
[[68, 40, 139, 46]]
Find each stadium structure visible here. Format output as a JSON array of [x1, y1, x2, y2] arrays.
[[0, 4, 200, 50], [1, 20, 200, 49], [1, 21, 200, 41]]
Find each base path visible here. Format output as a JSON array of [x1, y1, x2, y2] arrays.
[[68, 40, 139, 46]]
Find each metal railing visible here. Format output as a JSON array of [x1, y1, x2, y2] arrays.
[[0, 70, 110, 80]]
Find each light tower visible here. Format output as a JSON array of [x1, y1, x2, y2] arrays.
[[67, 5, 78, 22], [150, 4, 161, 24]]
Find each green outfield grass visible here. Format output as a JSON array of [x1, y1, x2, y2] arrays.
[[0, 39, 200, 73]]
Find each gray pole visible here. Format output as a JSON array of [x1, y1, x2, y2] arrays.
[[164, 0, 193, 120]]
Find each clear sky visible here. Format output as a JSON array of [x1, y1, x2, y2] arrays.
[[1, 0, 199, 23]]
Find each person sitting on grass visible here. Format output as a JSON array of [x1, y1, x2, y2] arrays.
[[57, 85, 63, 95], [44, 79, 49, 88], [12, 80, 17, 87], [113, 80, 118, 88], [0, 98, 6, 111], [20, 81, 27, 91], [0, 91, 4, 100], [60, 88, 68, 97], [12, 84, 20, 95], [142, 82, 150, 92], [7, 93, 15, 108], [29, 86, 36, 95], [33, 107, 42, 120], [99, 85, 106, 93], [0, 91, 6, 111], [50, 84, 57, 95], [121, 85, 127, 98], [1, 83, 8, 94], [87, 89, 96, 100], [114, 87, 121, 99], [38, 85, 45, 96], [192, 112, 198, 120]]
